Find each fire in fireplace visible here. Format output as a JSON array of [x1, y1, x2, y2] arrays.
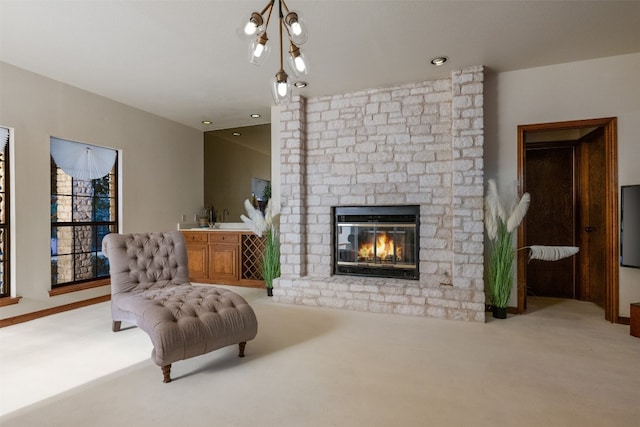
[[333, 205, 419, 280]]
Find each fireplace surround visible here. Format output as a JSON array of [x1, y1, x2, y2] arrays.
[[274, 66, 486, 322], [333, 206, 419, 280]]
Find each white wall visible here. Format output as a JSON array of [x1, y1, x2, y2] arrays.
[[485, 53, 640, 317], [0, 63, 203, 315]]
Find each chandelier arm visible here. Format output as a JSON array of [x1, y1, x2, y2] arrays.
[[278, 0, 284, 70], [280, 0, 291, 15], [260, 0, 275, 17], [264, 0, 275, 29], [280, 0, 294, 39]]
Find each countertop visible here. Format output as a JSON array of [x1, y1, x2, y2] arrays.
[[177, 222, 250, 232]]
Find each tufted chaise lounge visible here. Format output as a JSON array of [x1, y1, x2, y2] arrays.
[[102, 231, 258, 383]]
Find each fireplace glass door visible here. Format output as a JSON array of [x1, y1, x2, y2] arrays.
[[334, 206, 418, 279]]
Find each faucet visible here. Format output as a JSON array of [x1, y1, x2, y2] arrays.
[[222, 208, 230, 222]]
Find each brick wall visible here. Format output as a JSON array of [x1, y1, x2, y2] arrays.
[[275, 66, 485, 322]]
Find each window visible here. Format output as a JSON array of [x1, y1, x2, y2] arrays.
[[0, 127, 10, 298], [50, 138, 118, 288]]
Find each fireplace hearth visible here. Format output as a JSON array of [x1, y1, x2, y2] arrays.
[[333, 206, 419, 280]]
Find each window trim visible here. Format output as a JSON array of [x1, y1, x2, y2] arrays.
[[0, 127, 11, 298], [50, 143, 119, 289]]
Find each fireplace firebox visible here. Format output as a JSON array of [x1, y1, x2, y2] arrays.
[[333, 206, 419, 280]]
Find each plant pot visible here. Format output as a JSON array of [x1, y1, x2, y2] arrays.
[[492, 306, 507, 319], [266, 287, 273, 297]]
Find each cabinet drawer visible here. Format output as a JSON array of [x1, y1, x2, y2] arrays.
[[182, 231, 208, 243], [209, 233, 239, 244]]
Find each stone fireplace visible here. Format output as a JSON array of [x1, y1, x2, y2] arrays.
[[273, 66, 486, 322]]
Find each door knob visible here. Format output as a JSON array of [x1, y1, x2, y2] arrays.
[[585, 226, 594, 232]]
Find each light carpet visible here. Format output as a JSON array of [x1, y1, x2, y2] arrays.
[[1, 286, 639, 426]]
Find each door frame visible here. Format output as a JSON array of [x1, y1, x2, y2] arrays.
[[516, 117, 619, 322]]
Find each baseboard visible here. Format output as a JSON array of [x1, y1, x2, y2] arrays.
[[0, 295, 111, 328], [617, 316, 630, 325]]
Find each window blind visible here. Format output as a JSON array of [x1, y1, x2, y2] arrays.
[[0, 127, 8, 152], [50, 137, 116, 180]]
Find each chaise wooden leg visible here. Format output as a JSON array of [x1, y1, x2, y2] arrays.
[[238, 342, 247, 357], [112, 321, 122, 332], [162, 364, 172, 383]]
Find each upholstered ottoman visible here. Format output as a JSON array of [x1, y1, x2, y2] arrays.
[[103, 231, 258, 382]]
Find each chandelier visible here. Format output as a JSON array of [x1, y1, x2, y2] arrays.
[[238, 0, 309, 104]]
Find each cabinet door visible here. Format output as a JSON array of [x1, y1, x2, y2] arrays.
[[209, 244, 238, 282], [186, 244, 208, 282], [182, 232, 209, 282]]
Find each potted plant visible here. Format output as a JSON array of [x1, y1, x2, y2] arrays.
[[485, 179, 530, 318], [241, 198, 280, 296], [485, 179, 580, 319], [262, 227, 280, 296]]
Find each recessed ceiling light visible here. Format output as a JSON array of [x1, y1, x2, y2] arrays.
[[232, 132, 241, 136], [430, 56, 448, 66], [250, 113, 261, 118], [294, 81, 308, 88], [201, 120, 212, 125]]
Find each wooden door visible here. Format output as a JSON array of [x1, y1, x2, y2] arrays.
[[525, 144, 577, 298], [578, 128, 607, 308], [518, 118, 618, 322]]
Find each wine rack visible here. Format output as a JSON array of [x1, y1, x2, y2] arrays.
[[241, 234, 266, 281]]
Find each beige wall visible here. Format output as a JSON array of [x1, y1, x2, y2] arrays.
[[204, 131, 270, 223], [0, 62, 203, 316], [484, 52, 640, 317], [3, 52, 639, 319]]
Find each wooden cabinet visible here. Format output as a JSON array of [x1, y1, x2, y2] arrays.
[[181, 230, 265, 288], [631, 303, 640, 338]]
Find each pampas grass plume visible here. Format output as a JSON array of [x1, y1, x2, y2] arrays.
[[527, 245, 579, 261], [507, 192, 530, 232], [240, 199, 267, 236], [484, 179, 503, 240]]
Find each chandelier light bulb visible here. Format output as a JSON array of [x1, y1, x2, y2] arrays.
[[244, 22, 257, 35], [284, 10, 308, 45], [249, 32, 269, 65], [290, 21, 302, 36], [276, 70, 289, 97], [288, 43, 308, 77], [245, 12, 264, 36], [254, 43, 265, 58], [277, 81, 288, 97], [272, 69, 292, 104]]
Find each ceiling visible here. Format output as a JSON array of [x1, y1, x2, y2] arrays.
[[1, 1, 639, 132]]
